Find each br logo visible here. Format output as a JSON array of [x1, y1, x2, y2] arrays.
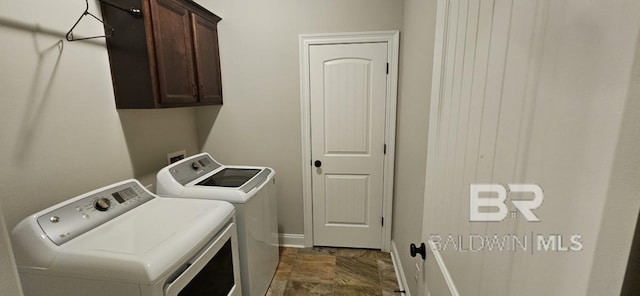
[[469, 184, 543, 222]]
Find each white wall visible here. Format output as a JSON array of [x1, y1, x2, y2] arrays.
[[194, 0, 405, 236], [392, 0, 437, 294], [0, 1, 201, 292]]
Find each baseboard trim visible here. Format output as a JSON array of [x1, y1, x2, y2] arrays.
[[391, 240, 412, 296], [428, 240, 459, 296], [278, 233, 305, 248]]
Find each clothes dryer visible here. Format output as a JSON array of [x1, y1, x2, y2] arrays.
[[11, 179, 242, 296]]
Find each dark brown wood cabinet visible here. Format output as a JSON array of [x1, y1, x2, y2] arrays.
[[101, 0, 222, 108]]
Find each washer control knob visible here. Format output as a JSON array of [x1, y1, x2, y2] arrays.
[[191, 161, 200, 170], [94, 197, 111, 212], [49, 216, 60, 223]]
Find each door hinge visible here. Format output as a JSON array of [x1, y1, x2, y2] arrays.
[[381, 217, 384, 226], [384, 144, 387, 154], [386, 63, 389, 74]]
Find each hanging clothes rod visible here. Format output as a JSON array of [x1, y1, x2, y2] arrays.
[[66, 0, 142, 42], [99, 0, 142, 18]]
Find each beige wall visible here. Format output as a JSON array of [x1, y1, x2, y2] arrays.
[[392, 0, 437, 294], [510, 2, 640, 293], [584, 1, 640, 293], [587, 32, 640, 293], [194, 0, 405, 235], [0, 203, 22, 295], [0, 0, 201, 291]]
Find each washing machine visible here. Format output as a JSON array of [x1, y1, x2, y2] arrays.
[[156, 152, 278, 296], [11, 179, 242, 296]]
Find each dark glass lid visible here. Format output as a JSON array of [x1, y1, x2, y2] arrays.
[[196, 168, 261, 188]]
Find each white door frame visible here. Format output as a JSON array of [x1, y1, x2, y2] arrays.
[[420, 0, 456, 295], [299, 31, 399, 251]]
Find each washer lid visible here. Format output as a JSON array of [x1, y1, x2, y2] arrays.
[[45, 198, 234, 285], [196, 168, 261, 188]]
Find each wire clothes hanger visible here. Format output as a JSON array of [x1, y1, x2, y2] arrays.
[[66, 0, 142, 42], [66, 0, 113, 41]]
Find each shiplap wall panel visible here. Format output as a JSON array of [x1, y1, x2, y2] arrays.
[[424, 0, 640, 294], [423, 0, 552, 295]]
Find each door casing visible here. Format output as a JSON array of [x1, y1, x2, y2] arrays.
[[299, 31, 399, 251]]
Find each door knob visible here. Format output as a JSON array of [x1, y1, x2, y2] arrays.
[[314, 160, 322, 168], [410, 242, 426, 260]]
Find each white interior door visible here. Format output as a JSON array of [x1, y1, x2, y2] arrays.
[[309, 42, 387, 249]]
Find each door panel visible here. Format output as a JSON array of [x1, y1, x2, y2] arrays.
[[324, 174, 369, 225], [150, 0, 196, 104], [193, 13, 223, 104], [310, 43, 387, 248], [324, 59, 371, 155]]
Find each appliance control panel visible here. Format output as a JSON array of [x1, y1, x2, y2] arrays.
[[36, 181, 154, 246], [169, 154, 222, 185]]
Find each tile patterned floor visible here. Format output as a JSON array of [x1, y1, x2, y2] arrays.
[[267, 247, 401, 296]]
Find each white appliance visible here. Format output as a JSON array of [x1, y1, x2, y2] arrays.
[[11, 179, 242, 296], [156, 153, 278, 296]]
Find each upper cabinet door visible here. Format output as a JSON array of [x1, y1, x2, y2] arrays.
[[192, 13, 223, 104], [150, 0, 197, 105]]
